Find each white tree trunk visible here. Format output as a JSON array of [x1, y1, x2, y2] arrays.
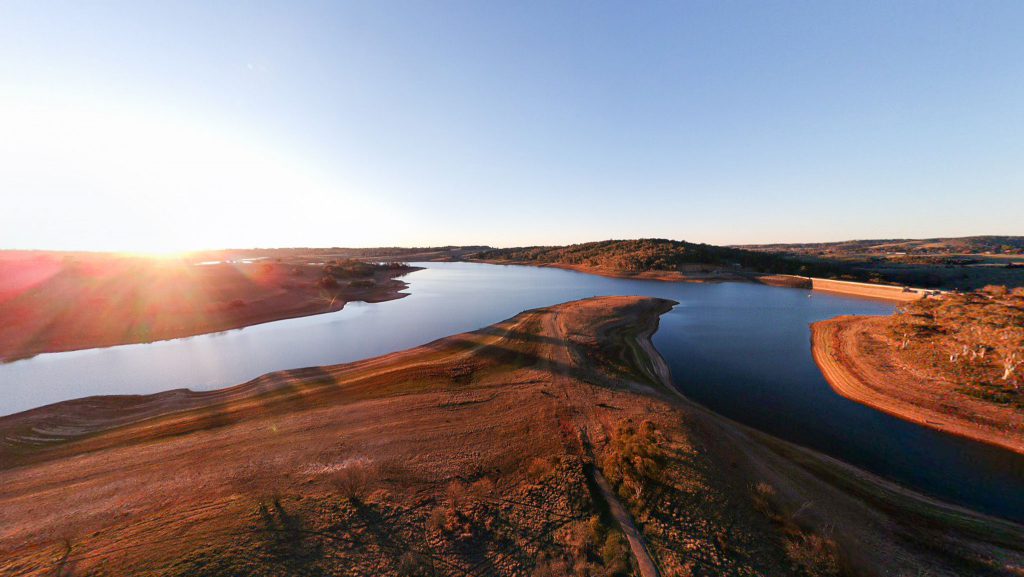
[[1003, 352, 1020, 380]]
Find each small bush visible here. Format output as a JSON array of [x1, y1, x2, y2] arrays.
[[605, 419, 667, 501], [785, 531, 841, 577], [601, 532, 630, 576], [329, 461, 377, 502], [751, 481, 777, 517], [534, 556, 572, 577], [397, 551, 432, 576], [527, 456, 557, 481]]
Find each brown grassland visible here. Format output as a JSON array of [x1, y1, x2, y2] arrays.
[[812, 286, 1024, 454], [2, 297, 1022, 576]]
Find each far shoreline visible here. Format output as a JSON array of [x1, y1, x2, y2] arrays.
[[471, 258, 752, 283], [2, 258, 924, 365], [474, 258, 928, 303]]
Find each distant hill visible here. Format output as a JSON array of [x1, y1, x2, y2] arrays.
[[735, 236, 1024, 290], [738, 236, 1024, 256], [474, 238, 1024, 290], [474, 238, 853, 278]]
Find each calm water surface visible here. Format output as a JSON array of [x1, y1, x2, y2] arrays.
[[1, 262, 1021, 521]]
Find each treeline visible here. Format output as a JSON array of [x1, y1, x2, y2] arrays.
[[475, 239, 860, 278], [890, 286, 1024, 406], [743, 235, 1024, 256]]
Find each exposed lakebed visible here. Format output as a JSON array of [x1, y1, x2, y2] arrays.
[[1, 262, 1021, 521]]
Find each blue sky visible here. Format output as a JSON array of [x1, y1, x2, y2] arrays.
[[1, 1, 1022, 251]]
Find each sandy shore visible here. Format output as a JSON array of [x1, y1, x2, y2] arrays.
[[812, 315, 1024, 454]]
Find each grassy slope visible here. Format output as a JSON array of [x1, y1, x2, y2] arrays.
[[1, 297, 1022, 576]]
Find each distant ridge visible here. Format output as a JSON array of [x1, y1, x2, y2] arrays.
[[473, 238, 850, 277], [737, 235, 1024, 256]]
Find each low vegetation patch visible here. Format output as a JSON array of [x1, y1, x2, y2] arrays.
[[604, 419, 668, 502], [888, 285, 1024, 407], [601, 418, 805, 576], [318, 259, 408, 289], [749, 481, 842, 577]]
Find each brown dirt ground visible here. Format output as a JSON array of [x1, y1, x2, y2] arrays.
[[1, 298, 1022, 576], [812, 316, 1024, 454]]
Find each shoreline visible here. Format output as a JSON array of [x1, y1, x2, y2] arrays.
[[637, 310, 1024, 553], [811, 315, 1024, 455], [471, 258, 752, 283], [2, 261, 922, 366], [639, 312, 1024, 527], [473, 260, 929, 303], [2, 297, 1021, 575], [0, 265, 422, 363], [0, 296, 677, 469]]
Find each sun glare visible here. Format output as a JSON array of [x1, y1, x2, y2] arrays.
[[117, 250, 193, 261], [0, 91, 402, 251]]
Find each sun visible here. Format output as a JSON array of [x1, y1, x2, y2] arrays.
[[117, 249, 195, 261]]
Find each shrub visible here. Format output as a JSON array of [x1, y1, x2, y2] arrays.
[[605, 419, 667, 501], [601, 532, 630, 576], [534, 556, 572, 577], [751, 481, 777, 517], [329, 460, 377, 503], [397, 551, 432, 576], [785, 531, 840, 577], [527, 456, 557, 481]]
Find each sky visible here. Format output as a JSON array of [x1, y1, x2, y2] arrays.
[[1, 1, 1022, 252]]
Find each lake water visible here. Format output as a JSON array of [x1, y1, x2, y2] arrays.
[[1, 262, 1021, 521]]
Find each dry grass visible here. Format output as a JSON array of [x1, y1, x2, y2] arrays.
[[2, 296, 1022, 576], [0, 297, 675, 576], [813, 313, 1024, 454], [747, 481, 841, 576]]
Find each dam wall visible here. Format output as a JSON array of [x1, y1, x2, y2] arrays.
[[757, 274, 932, 302], [809, 278, 930, 302]]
